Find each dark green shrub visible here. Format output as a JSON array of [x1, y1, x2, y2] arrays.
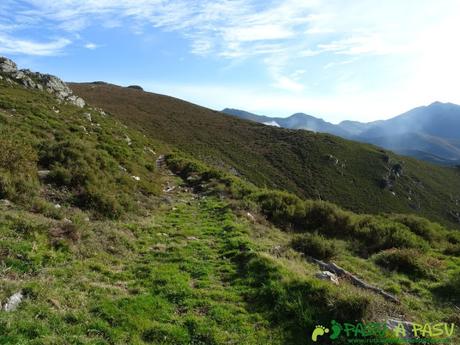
[[290, 233, 339, 260], [47, 166, 73, 186], [303, 200, 353, 236], [77, 185, 125, 219], [388, 214, 443, 243], [444, 243, 460, 256], [374, 249, 434, 279], [255, 190, 306, 229], [352, 216, 427, 256], [433, 270, 460, 303]]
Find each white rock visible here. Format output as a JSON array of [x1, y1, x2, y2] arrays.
[[315, 271, 339, 285], [132, 176, 140, 181], [0, 199, 12, 207], [83, 112, 92, 122], [3, 291, 23, 312], [0, 57, 18, 73], [72, 97, 85, 108], [37, 170, 51, 179], [246, 212, 256, 222]]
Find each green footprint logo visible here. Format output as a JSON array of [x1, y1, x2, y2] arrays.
[[311, 325, 329, 342], [330, 320, 342, 340]]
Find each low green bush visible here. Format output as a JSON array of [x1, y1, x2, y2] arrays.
[[374, 248, 434, 279], [444, 243, 460, 256], [255, 190, 305, 229], [388, 214, 443, 244], [290, 233, 339, 260], [0, 134, 39, 201], [351, 216, 428, 256], [433, 270, 460, 303], [165, 153, 437, 258]]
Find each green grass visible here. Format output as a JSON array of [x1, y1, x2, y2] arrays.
[[71, 82, 460, 229], [0, 81, 163, 218], [163, 152, 460, 335], [0, 75, 459, 344], [0, 188, 378, 344]]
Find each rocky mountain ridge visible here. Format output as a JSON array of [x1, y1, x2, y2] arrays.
[[0, 56, 85, 108]]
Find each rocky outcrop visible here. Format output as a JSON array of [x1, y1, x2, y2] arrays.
[[0, 57, 17, 73], [0, 57, 85, 108]]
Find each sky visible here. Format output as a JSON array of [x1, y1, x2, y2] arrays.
[[1, 0, 460, 123]]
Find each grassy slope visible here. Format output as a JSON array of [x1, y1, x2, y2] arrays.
[[70, 83, 460, 229], [0, 79, 459, 344]]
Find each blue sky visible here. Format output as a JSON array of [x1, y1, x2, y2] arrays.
[[1, 0, 460, 123]]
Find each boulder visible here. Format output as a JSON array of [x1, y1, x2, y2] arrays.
[[315, 271, 339, 285], [3, 291, 23, 312], [0, 199, 12, 207], [37, 170, 51, 179], [0, 57, 17, 73]]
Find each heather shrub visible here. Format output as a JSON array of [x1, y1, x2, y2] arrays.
[[374, 248, 434, 279], [0, 135, 39, 201], [290, 233, 339, 260]]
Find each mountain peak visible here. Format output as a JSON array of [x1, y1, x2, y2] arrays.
[[427, 101, 459, 108]]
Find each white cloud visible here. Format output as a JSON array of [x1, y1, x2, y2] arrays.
[[4, 0, 460, 121], [0, 35, 70, 56], [84, 42, 98, 49]]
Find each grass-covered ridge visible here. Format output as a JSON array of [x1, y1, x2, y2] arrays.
[[0, 70, 459, 344], [0, 80, 163, 219], [71, 82, 460, 229]]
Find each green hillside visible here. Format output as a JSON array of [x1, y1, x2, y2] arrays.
[[71, 83, 460, 229], [0, 72, 459, 344]]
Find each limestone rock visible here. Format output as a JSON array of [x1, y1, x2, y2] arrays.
[[0, 57, 17, 73], [315, 271, 339, 285], [0, 56, 86, 108], [0, 199, 12, 207], [3, 291, 23, 312], [37, 170, 51, 179]]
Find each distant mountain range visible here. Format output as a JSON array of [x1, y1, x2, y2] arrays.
[[222, 102, 460, 166]]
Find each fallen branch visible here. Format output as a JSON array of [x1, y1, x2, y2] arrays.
[[311, 258, 400, 304]]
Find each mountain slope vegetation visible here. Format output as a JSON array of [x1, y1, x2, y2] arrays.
[[0, 61, 459, 344], [71, 83, 460, 229]]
